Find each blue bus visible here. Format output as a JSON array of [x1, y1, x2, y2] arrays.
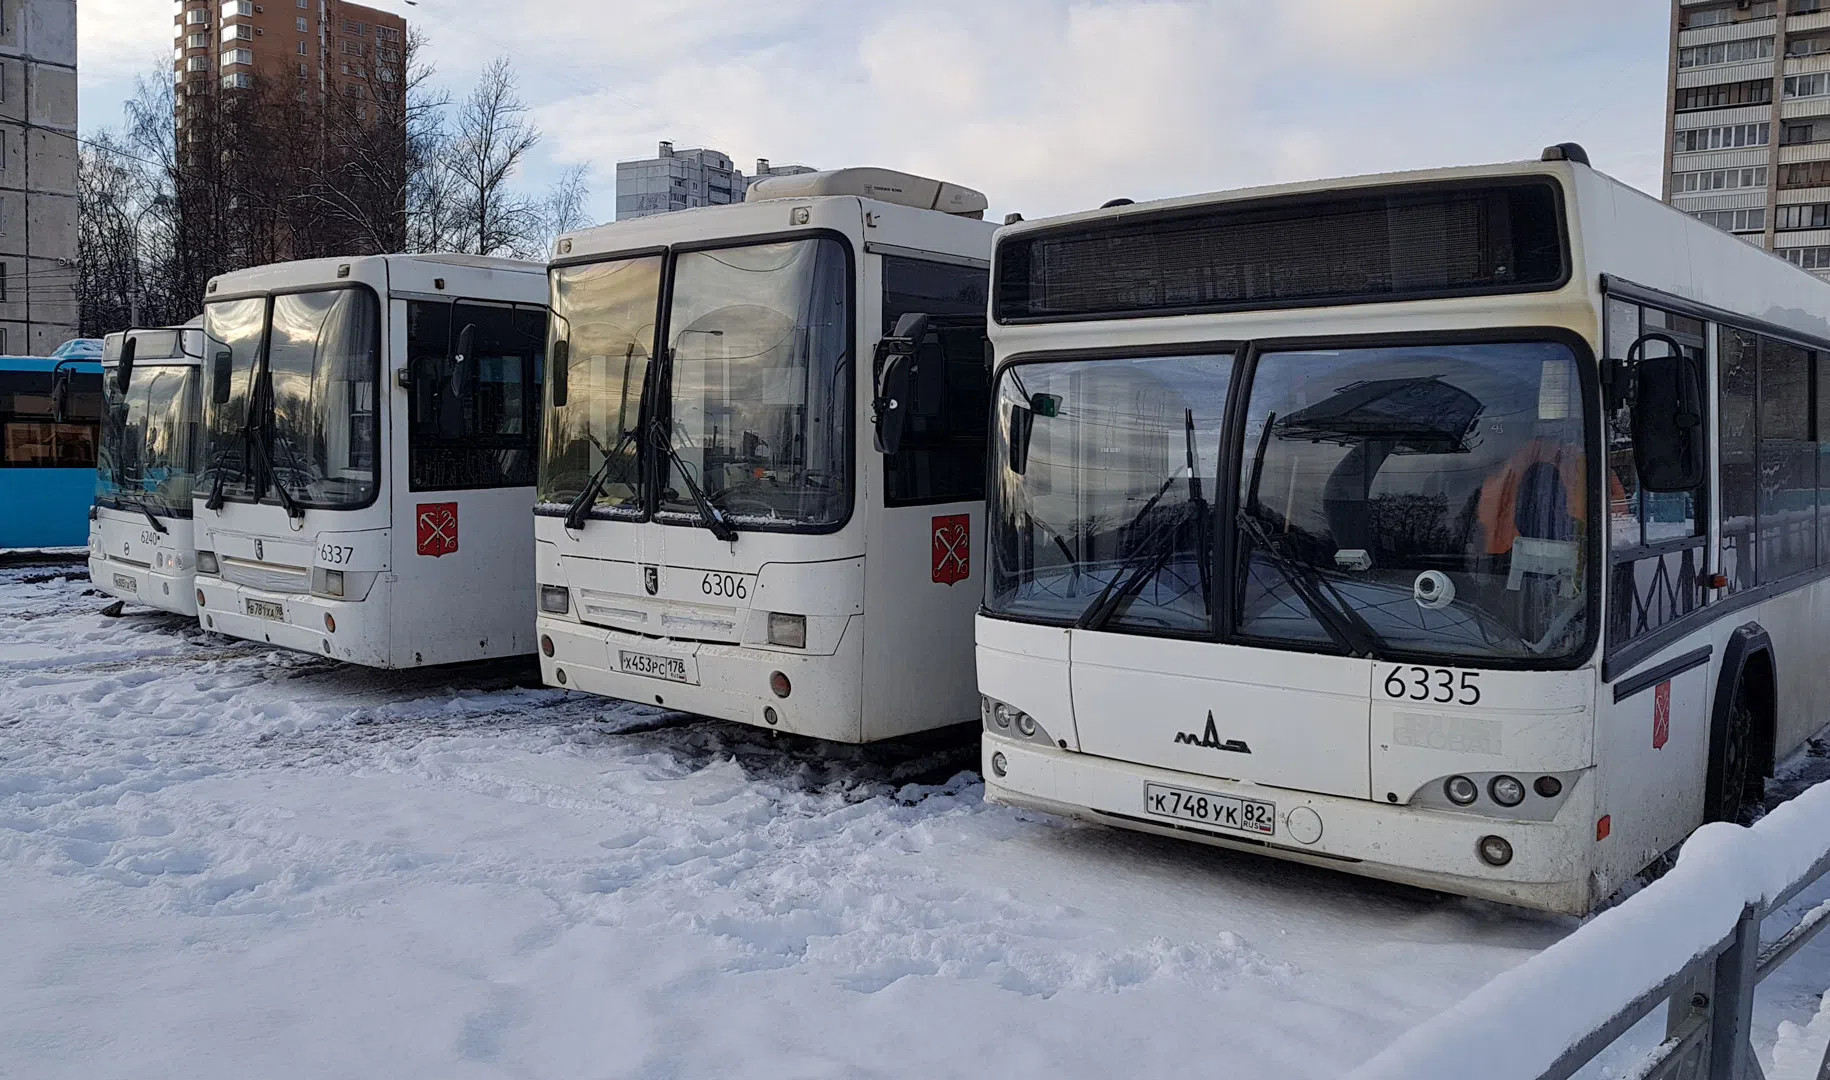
[[0, 355, 104, 549]]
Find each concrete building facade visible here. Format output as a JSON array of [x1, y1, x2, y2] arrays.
[[615, 142, 814, 221], [1665, 0, 1830, 279], [0, 0, 77, 355]]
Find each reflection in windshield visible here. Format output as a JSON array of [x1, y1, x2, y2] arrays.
[[199, 297, 266, 503], [197, 290, 380, 510], [99, 366, 200, 517], [660, 239, 850, 529], [986, 342, 1592, 662], [1238, 343, 1588, 659], [539, 255, 662, 516], [988, 355, 1232, 633], [267, 289, 380, 507]]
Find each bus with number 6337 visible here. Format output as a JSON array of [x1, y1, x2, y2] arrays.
[[978, 144, 1830, 914], [192, 254, 549, 667]]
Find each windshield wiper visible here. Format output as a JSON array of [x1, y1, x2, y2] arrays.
[[258, 428, 308, 522], [1078, 408, 1209, 633], [652, 420, 737, 543], [1237, 412, 1376, 656], [204, 413, 258, 511], [136, 500, 168, 534], [563, 429, 639, 531]]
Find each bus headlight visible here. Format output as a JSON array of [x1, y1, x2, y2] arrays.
[[313, 568, 345, 598], [1444, 775, 1479, 806], [1489, 775, 1526, 808], [767, 612, 806, 649], [197, 551, 220, 575], [539, 585, 570, 615]]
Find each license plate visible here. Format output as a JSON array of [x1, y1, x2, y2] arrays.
[[112, 573, 138, 593], [1144, 783, 1276, 837], [246, 598, 285, 621], [618, 650, 696, 684]]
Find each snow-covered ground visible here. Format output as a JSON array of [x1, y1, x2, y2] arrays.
[[1, 561, 1825, 1079]]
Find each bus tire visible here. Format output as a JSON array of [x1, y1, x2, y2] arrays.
[[1706, 624, 1774, 824]]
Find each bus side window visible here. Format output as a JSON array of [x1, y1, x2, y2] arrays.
[[1604, 298, 1709, 650], [881, 256, 991, 508], [406, 299, 546, 492], [0, 369, 99, 469]]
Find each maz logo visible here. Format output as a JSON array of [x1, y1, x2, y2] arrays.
[[1174, 712, 1252, 754]]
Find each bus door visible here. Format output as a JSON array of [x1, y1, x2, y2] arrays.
[[862, 255, 992, 740]]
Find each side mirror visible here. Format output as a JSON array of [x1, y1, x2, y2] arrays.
[[871, 312, 930, 456], [51, 365, 70, 423], [1008, 393, 1058, 476], [451, 323, 476, 398], [1625, 332, 1706, 492], [551, 338, 570, 407], [116, 336, 138, 397], [211, 349, 233, 405]]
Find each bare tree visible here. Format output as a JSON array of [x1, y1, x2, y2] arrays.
[[449, 57, 543, 258], [539, 164, 593, 251]]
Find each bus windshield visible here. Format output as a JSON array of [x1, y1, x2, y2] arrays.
[[540, 238, 853, 531], [99, 365, 200, 517], [200, 289, 381, 511], [658, 238, 850, 530], [988, 340, 1592, 664]]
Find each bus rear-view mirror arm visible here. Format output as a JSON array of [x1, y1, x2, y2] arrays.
[[872, 312, 928, 456]]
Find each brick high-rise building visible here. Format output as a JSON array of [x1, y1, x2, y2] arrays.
[[1664, 0, 1830, 278], [174, 0, 407, 136]]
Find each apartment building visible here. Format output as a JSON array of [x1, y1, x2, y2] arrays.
[[173, 0, 407, 132], [0, 0, 77, 355], [615, 142, 815, 221], [1666, 0, 1830, 277]]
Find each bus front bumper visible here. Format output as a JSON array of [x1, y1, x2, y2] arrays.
[[983, 735, 1594, 915], [88, 554, 197, 617], [538, 615, 865, 742], [195, 577, 389, 667]]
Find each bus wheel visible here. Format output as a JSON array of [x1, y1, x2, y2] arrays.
[[1709, 678, 1757, 824]]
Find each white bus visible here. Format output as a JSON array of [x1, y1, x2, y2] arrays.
[[978, 145, 1830, 915], [192, 254, 549, 668], [89, 323, 205, 616], [536, 169, 997, 742]]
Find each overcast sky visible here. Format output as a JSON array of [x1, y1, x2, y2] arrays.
[[79, 0, 1671, 224]]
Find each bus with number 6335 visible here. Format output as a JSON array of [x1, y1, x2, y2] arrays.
[[978, 144, 1830, 914]]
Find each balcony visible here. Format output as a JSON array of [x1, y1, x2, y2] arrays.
[[1677, 60, 1774, 86], [1779, 140, 1830, 162], [1680, 18, 1779, 45], [1789, 10, 1830, 32], [1675, 104, 1773, 126]]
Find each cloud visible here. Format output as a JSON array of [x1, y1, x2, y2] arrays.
[[80, 0, 1672, 225]]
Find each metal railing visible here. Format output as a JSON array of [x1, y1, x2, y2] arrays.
[[1352, 780, 1830, 1080]]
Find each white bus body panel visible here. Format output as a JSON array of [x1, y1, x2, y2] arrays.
[[981, 158, 1830, 914], [194, 254, 545, 669], [539, 196, 996, 743], [88, 507, 198, 616]]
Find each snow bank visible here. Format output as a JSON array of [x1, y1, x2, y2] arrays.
[[1351, 780, 1830, 1080]]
